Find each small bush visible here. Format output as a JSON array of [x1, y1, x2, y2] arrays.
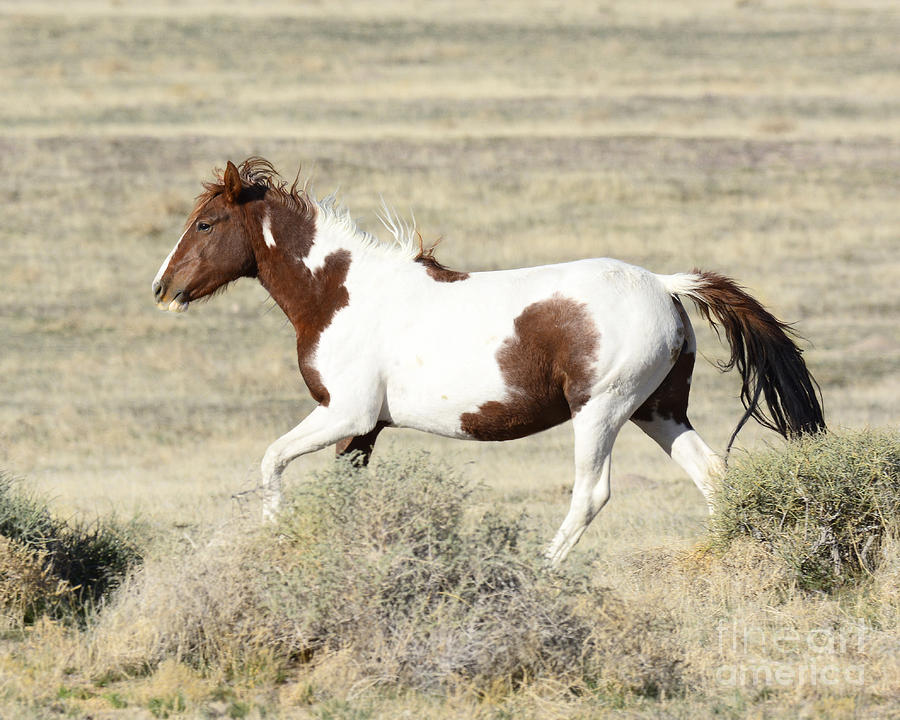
[[89, 453, 686, 698], [709, 429, 900, 592], [0, 471, 143, 624], [0, 535, 72, 626], [266, 455, 618, 692]]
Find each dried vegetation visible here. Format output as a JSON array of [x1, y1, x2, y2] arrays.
[[3, 432, 899, 716], [86, 454, 686, 700]]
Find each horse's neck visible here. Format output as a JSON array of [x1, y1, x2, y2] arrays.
[[254, 203, 385, 338]]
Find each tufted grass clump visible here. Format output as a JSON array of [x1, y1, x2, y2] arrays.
[[89, 453, 685, 698], [0, 471, 143, 626], [708, 429, 900, 593]]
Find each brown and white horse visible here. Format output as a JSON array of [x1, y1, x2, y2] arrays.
[[153, 158, 825, 565]]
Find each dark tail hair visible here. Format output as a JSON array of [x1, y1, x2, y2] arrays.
[[680, 269, 826, 439]]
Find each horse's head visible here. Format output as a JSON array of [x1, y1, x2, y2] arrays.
[[152, 161, 259, 312]]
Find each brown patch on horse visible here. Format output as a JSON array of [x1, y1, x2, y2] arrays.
[[221, 165, 348, 406], [461, 295, 599, 441], [254, 198, 316, 260], [414, 236, 469, 283], [287, 250, 352, 406], [335, 421, 388, 465], [631, 342, 694, 426], [247, 202, 349, 406], [416, 256, 470, 283]]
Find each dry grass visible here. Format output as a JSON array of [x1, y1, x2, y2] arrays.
[[1, 0, 898, 717], [0, 472, 141, 627], [5, 440, 900, 718]]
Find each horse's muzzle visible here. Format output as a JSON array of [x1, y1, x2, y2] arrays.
[[152, 279, 189, 313]]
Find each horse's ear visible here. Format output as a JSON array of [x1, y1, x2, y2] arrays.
[[223, 161, 242, 204]]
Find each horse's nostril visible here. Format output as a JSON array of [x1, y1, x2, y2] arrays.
[[153, 280, 164, 300]]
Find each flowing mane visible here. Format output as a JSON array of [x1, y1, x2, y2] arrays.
[[190, 156, 434, 264]]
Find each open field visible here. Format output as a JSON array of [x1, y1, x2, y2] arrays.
[[1, 1, 898, 717]]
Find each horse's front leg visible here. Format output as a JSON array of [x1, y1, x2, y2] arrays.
[[261, 405, 378, 520]]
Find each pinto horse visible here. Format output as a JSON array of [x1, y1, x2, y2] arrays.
[[153, 158, 825, 565]]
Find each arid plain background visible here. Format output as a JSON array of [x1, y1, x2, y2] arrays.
[[1, 1, 899, 717]]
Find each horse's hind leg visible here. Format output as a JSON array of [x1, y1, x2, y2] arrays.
[[334, 422, 387, 466], [633, 414, 723, 512], [546, 396, 628, 567], [631, 335, 724, 512]]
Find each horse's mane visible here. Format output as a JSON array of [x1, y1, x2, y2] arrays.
[[191, 157, 316, 222], [191, 157, 443, 264]]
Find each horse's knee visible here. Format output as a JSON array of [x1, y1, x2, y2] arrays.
[[261, 442, 287, 482]]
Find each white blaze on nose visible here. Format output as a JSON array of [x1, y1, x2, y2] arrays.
[[153, 227, 188, 289], [262, 212, 277, 248]]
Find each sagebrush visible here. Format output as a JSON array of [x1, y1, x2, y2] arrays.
[[89, 453, 686, 698], [708, 429, 900, 592], [0, 471, 142, 625]]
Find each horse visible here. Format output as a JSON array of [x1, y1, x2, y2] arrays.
[[152, 157, 825, 566]]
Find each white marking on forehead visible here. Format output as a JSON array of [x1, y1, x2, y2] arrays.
[[153, 227, 188, 289], [262, 212, 277, 248]]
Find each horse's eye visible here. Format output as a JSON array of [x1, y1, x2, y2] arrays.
[[197, 221, 212, 232]]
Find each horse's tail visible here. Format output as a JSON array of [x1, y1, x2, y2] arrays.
[[661, 269, 826, 439]]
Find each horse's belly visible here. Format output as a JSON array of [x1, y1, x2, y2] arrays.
[[386, 387, 572, 441], [384, 352, 576, 441], [457, 388, 571, 441], [382, 379, 504, 439]]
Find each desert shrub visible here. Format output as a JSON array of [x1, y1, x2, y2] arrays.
[[87, 527, 271, 679], [0, 535, 73, 627], [708, 429, 900, 592], [263, 454, 684, 694], [0, 471, 142, 624], [89, 453, 686, 698]]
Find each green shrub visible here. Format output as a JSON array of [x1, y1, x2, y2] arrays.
[[0, 471, 143, 624], [709, 429, 900, 592]]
